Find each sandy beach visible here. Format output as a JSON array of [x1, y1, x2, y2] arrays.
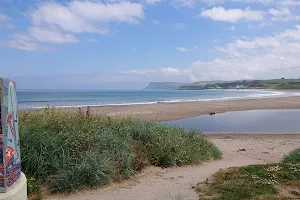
[[45, 96, 300, 200], [88, 96, 300, 121], [47, 134, 300, 200]]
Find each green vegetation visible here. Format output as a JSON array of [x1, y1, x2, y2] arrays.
[[27, 177, 42, 200], [144, 79, 300, 90], [260, 79, 300, 89], [283, 149, 300, 164], [196, 163, 300, 200], [197, 148, 300, 200], [19, 108, 221, 195], [179, 79, 300, 90]]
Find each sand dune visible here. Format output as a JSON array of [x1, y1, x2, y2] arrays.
[[47, 134, 300, 200], [46, 97, 300, 200]]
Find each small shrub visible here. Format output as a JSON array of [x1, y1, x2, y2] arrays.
[[27, 177, 42, 200]]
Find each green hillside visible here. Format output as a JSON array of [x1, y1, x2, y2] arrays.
[[178, 79, 300, 90]]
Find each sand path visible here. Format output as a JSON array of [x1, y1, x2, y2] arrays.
[[46, 134, 300, 200]]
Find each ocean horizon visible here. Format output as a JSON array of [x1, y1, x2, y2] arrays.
[[17, 89, 300, 110]]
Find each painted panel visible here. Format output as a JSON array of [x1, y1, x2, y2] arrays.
[[0, 78, 21, 192]]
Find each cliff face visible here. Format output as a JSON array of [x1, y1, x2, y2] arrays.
[[144, 82, 189, 90]]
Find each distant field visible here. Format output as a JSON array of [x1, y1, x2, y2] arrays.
[[261, 79, 300, 89]]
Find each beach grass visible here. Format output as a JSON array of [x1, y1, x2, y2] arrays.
[[19, 107, 221, 195], [282, 149, 300, 163], [196, 148, 300, 200], [196, 163, 300, 200]]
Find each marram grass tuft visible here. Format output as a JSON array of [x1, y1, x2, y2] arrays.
[[19, 107, 221, 194]]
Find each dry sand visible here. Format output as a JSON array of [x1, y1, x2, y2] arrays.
[[46, 134, 300, 200], [87, 96, 300, 121]]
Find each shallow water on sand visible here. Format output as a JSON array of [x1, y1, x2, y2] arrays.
[[163, 109, 300, 134]]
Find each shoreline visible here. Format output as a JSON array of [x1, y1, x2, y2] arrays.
[[18, 89, 300, 111], [84, 96, 300, 121]]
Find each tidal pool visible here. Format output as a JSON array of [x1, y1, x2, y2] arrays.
[[162, 109, 300, 134]]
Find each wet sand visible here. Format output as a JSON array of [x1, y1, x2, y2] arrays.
[[87, 96, 300, 121]]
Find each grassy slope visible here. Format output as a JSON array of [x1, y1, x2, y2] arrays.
[[20, 108, 221, 195], [261, 79, 300, 89], [179, 79, 300, 90], [196, 149, 300, 200]]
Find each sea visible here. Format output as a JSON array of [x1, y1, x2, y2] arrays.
[[17, 89, 300, 110]]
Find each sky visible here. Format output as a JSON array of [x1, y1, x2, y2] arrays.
[[1, 0, 300, 89]]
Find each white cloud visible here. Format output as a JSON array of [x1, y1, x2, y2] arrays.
[[166, 0, 298, 8], [0, 12, 11, 22], [225, 37, 281, 50], [122, 69, 156, 76], [124, 25, 300, 82], [174, 23, 186, 29], [152, 20, 160, 24], [5, 39, 50, 52], [221, 25, 300, 53], [269, 8, 300, 21], [169, 0, 227, 7], [190, 58, 254, 81], [68, 1, 143, 24], [278, 0, 300, 6], [177, 45, 200, 52], [269, 8, 290, 17], [30, 1, 144, 35], [225, 25, 236, 31], [188, 53, 300, 81], [0, 12, 14, 28], [279, 25, 300, 41], [5, 26, 78, 51], [30, 2, 106, 34], [6, 40, 38, 51], [214, 0, 300, 7], [118, 0, 300, 8], [176, 47, 190, 52], [145, 0, 163, 5], [7, 0, 144, 51], [171, 0, 196, 7], [199, 6, 265, 22], [206, 25, 300, 79], [87, 38, 97, 42], [27, 27, 79, 44], [121, 67, 190, 81], [160, 67, 181, 75]]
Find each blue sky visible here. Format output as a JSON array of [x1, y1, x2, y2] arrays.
[[1, 0, 300, 89]]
